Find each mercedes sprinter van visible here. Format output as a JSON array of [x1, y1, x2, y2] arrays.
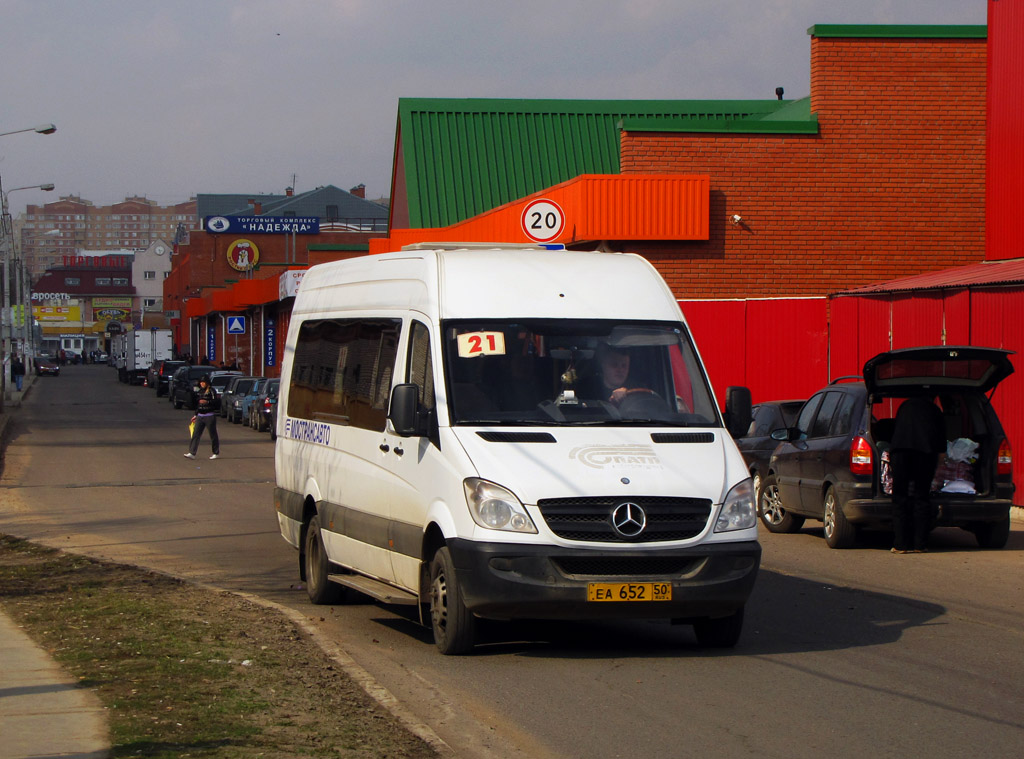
[[275, 244, 760, 654]]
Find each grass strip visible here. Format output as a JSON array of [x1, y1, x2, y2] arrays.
[[0, 535, 437, 758]]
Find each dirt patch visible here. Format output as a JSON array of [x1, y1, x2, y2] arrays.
[[0, 535, 438, 758]]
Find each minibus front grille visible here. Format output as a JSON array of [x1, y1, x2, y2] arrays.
[[537, 496, 712, 543], [552, 556, 700, 577]]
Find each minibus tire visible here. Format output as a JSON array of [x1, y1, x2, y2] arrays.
[[304, 516, 343, 605], [693, 607, 744, 648], [429, 547, 477, 655]]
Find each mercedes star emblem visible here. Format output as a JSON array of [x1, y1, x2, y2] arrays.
[[611, 501, 647, 538]]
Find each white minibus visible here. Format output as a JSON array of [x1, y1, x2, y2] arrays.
[[275, 244, 759, 654]]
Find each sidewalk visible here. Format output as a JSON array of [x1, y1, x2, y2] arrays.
[[0, 373, 111, 759], [0, 610, 109, 759]]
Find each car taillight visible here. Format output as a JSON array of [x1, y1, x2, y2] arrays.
[[997, 438, 1012, 477], [850, 436, 873, 476], [263, 398, 272, 410]]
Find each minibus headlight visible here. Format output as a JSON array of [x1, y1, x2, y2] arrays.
[[714, 479, 757, 533], [463, 479, 537, 533]]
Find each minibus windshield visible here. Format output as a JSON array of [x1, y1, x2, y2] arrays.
[[442, 320, 721, 427]]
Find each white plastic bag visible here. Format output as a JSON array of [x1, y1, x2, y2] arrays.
[[946, 438, 979, 463]]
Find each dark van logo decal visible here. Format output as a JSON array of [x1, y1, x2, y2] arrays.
[[285, 418, 331, 445]]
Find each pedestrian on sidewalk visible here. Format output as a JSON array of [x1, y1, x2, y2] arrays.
[[185, 375, 220, 460], [11, 353, 25, 392]]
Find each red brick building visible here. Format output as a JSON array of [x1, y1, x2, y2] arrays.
[[621, 26, 987, 298]]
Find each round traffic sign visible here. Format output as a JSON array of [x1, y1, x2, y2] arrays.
[[521, 199, 565, 243]]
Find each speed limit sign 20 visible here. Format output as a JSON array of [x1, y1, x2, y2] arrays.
[[521, 199, 565, 243]]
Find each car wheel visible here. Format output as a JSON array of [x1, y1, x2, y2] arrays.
[[823, 486, 855, 549], [429, 546, 477, 655], [173, 395, 183, 410], [693, 606, 744, 648], [303, 515, 343, 605], [970, 515, 1010, 549], [757, 474, 805, 534]]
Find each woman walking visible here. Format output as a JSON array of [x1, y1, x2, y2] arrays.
[[184, 375, 220, 459]]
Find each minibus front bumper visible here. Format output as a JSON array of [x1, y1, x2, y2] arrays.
[[446, 538, 761, 621]]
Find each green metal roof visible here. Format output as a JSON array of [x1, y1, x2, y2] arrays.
[[808, 24, 986, 39], [621, 97, 817, 134], [398, 98, 796, 228]]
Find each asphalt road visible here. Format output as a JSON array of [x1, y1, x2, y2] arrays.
[[2, 365, 1022, 758]]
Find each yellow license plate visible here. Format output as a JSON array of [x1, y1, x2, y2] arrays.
[[587, 582, 672, 602]]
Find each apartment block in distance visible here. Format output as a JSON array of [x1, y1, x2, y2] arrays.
[[17, 195, 197, 278]]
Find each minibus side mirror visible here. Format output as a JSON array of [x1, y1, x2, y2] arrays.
[[724, 386, 752, 439], [389, 383, 424, 437]]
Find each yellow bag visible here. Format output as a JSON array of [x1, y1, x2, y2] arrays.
[[188, 419, 195, 438]]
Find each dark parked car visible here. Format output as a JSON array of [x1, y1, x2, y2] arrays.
[[219, 376, 259, 418], [169, 365, 219, 409], [236, 378, 269, 425], [735, 400, 804, 501], [154, 360, 188, 397], [209, 370, 243, 403], [35, 356, 60, 376], [250, 378, 280, 433], [758, 346, 1015, 549]]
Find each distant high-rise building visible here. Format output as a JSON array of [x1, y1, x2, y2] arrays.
[[17, 195, 197, 278]]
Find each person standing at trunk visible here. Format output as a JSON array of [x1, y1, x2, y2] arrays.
[[889, 394, 946, 553]]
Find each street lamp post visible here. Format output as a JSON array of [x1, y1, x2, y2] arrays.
[[0, 121, 56, 411], [1, 182, 56, 409], [0, 124, 56, 138], [15, 229, 60, 365]]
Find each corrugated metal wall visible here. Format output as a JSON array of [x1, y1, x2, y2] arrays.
[[680, 298, 829, 404], [685, 290, 1022, 507], [985, 0, 1024, 261], [831, 287, 1024, 507]]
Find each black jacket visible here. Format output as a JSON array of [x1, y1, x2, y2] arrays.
[[195, 386, 218, 415]]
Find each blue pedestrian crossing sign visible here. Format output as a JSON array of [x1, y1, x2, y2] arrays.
[[227, 316, 246, 334]]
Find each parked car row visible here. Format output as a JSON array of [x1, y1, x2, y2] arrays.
[[123, 365, 281, 442], [732, 346, 1015, 551], [111, 358, 281, 441], [219, 375, 280, 438]]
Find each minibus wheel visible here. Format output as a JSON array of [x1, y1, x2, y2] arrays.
[[693, 606, 744, 648], [429, 547, 477, 655], [304, 515, 343, 605]]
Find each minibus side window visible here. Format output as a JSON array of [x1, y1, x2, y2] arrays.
[[288, 318, 400, 431], [406, 321, 439, 443], [407, 321, 436, 413]]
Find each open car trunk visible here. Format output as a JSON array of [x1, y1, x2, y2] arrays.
[[865, 345, 1014, 499], [871, 389, 1001, 497]]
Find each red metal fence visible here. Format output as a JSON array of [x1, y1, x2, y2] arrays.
[[682, 291, 1023, 506]]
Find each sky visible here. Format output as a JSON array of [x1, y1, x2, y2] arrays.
[[0, 0, 987, 215]]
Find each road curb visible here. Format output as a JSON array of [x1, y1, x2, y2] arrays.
[[212, 585, 455, 757], [1, 537, 454, 758]]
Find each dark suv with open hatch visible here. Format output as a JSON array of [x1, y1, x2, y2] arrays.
[[758, 346, 1014, 549]]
